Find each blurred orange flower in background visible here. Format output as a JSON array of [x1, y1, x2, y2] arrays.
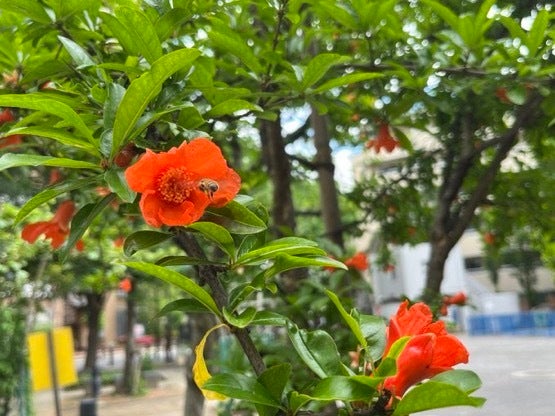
[[382, 301, 469, 398], [344, 252, 369, 271], [21, 200, 77, 249], [365, 122, 399, 154], [125, 138, 241, 228]]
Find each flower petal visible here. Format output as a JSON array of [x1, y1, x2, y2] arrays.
[[125, 149, 164, 192], [183, 138, 229, 178]]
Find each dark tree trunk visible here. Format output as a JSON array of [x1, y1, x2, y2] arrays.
[[119, 279, 140, 395], [310, 108, 344, 249], [423, 91, 543, 301], [83, 293, 104, 371], [260, 115, 296, 237]]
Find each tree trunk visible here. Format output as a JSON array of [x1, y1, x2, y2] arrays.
[[119, 279, 140, 395], [83, 293, 104, 371], [310, 108, 344, 249]]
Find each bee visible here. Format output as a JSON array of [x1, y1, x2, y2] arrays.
[[197, 178, 219, 199]]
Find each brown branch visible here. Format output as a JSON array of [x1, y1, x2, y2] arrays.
[[174, 230, 266, 376]]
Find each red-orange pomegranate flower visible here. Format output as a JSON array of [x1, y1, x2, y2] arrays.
[[125, 138, 241, 228], [21, 200, 76, 249], [365, 122, 399, 154], [344, 252, 369, 271], [0, 134, 22, 150], [382, 301, 469, 398]]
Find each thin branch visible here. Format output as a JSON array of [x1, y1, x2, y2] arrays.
[[174, 230, 266, 376]]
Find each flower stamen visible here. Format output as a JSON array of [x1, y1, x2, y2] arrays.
[[157, 167, 194, 204]]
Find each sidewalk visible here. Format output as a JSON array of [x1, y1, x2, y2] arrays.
[[33, 365, 218, 416]]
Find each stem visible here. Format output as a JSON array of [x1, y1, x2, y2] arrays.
[[174, 230, 266, 376]]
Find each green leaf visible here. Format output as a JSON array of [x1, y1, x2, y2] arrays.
[[507, 86, 528, 105], [250, 311, 289, 327], [155, 298, 212, 319], [374, 336, 410, 378], [288, 391, 312, 415], [0, 154, 99, 171], [526, 10, 549, 56], [104, 168, 136, 203], [155, 255, 222, 267], [260, 254, 345, 281], [101, 6, 162, 64], [186, 222, 236, 260], [60, 194, 117, 261], [308, 375, 379, 402], [300, 53, 348, 90], [287, 323, 346, 379], [111, 48, 200, 156], [235, 237, 322, 266], [0, 94, 94, 142], [123, 230, 173, 256], [256, 364, 292, 416], [206, 99, 262, 118], [311, 72, 383, 94], [14, 176, 100, 225], [0, 0, 51, 23], [104, 83, 126, 131], [1, 126, 98, 154], [421, 0, 460, 32], [202, 373, 283, 408], [178, 105, 206, 129], [204, 200, 267, 235], [326, 290, 367, 348], [431, 370, 483, 394], [358, 314, 387, 362], [207, 22, 263, 74], [223, 306, 257, 328], [125, 261, 221, 316], [58, 36, 95, 68], [392, 382, 486, 416]]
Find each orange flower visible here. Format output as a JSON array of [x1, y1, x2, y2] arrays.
[[495, 87, 511, 104], [125, 138, 241, 228], [483, 232, 495, 245], [0, 134, 22, 150], [344, 252, 369, 271], [443, 291, 467, 306], [365, 122, 399, 154], [382, 301, 469, 398], [119, 276, 133, 293], [21, 201, 76, 249], [0, 108, 15, 124]]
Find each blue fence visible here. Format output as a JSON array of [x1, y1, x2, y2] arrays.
[[467, 311, 555, 336]]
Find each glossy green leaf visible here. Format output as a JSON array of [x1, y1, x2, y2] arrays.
[[526, 10, 549, 56], [202, 373, 283, 408], [155, 298, 212, 319], [186, 221, 236, 260], [125, 261, 221, 316], [0, 154, 99, 171], [421, 0, 460, 32], [2, 126, 98, 154], [104, 168, 136, 203], [256, 364, 291, 416], [311, 72, 383, 94], [0, 94, 94, 141], [235, 237, 322, 266], [358, 314, 387, 362], [309, 375, 379, 402], [207, 22, 263, 74], [204, 200, 267, 235], [287, 323, 347, 379], [250, 311, 289, 327], [111, 48, 200, 156], [374, 336, 410, 378], [155, 255, 222, 267], [288, 391, 312, 415], [0, 0, 51, 23], [101, 6, 162, 64], [14, 176, 100, 225], [300, 53, 348, 90], [104, 83, 126, 131], [223, 306, 256, 328], [326, 290, 367, 348], [206, 99, 262, 118], [60, 194, 116, 261], [58, 36, 95, 68], [260, 254, 346, 281], [392, 381, 486, 416], [178, 105, 206, 129], [431, 370, 483, 394], [123, 230, 173, 256]]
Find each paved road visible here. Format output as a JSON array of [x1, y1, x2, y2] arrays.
[[34, 335, 555, 416]]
